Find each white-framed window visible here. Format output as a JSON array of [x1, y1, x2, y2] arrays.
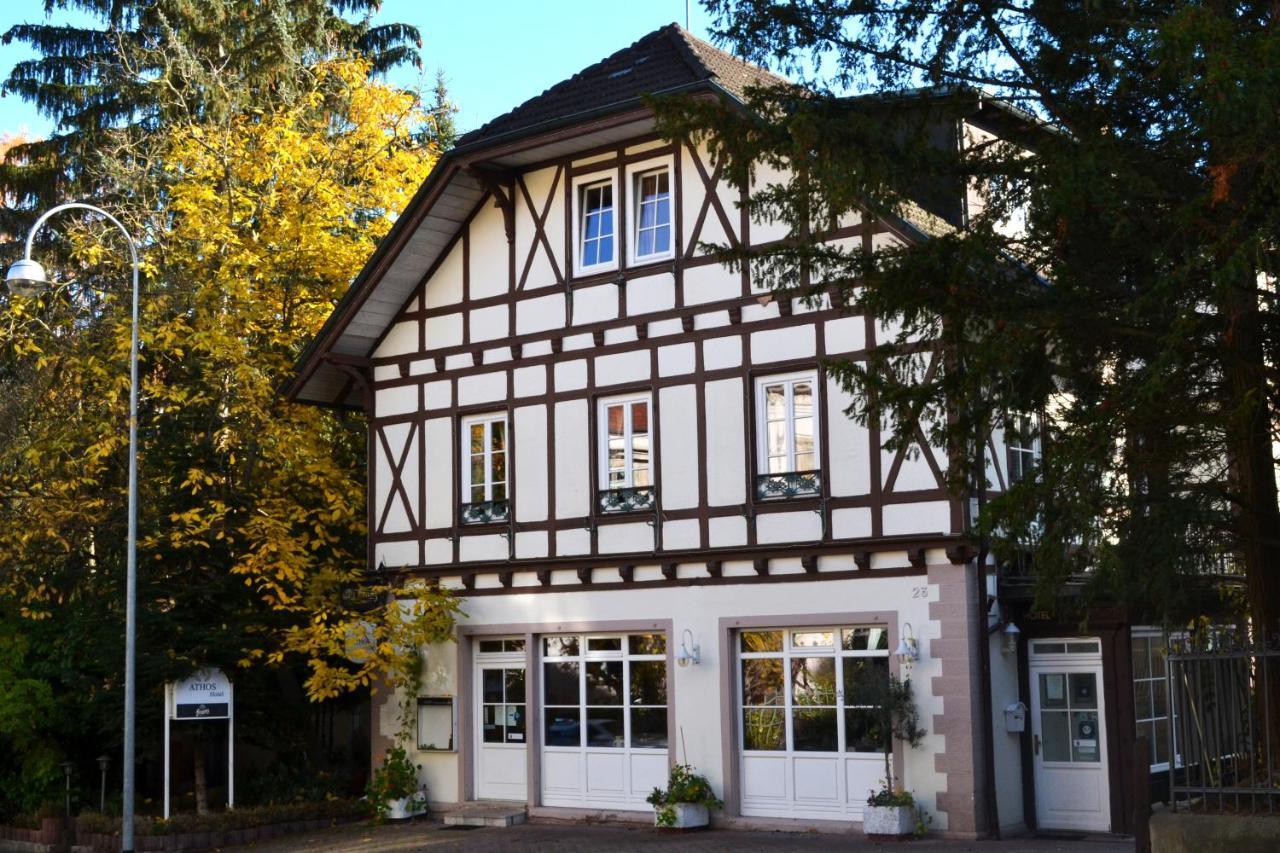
[[739, 627, 890, 754], [578, 179, 616, 272], [542, 633, 668, 750], [756, 372, 818, 475], [1132, 630, 1174, 771], [1006, 412, 1041, 484], [598, 395, 651, 490], [632, 168, 672, 262], [461, 413, 507, 506]]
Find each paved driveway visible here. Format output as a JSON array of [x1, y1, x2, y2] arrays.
[[229, 819, 1134, 852]]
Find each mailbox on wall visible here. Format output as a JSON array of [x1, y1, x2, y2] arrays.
[[1004, 700, 1028, 733]]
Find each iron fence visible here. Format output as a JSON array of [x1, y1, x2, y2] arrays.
[[1167, 629, 1280, 814]]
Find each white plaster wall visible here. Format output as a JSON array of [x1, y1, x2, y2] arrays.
[[704, 378, 746, 506], [826, 378, 871, 497], [469, 304, 509, 343], [423, 240, 464, 310], [423, 417, 453, 529], [514, 405, 549, 522], [469, 200, 509, 300], [374, 321, 418, 359], [554, 399, 589, 517], [517, 292, 566, 335], [658, 384, 699, 509]]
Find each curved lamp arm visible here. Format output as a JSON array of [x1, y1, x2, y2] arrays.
[[23, 201, 139, 274]]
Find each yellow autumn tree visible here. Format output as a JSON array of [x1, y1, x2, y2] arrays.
[[0, 57, 459, 704]]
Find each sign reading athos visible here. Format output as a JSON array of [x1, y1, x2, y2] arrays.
[[171, 668, 231, 720]]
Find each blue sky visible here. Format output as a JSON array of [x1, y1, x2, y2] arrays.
[[0, 1, 726, 139]]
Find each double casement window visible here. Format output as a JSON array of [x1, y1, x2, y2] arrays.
[[1006, 412, 1041, 484], [461, 413, 508, 523], [632, 169, 672, 261], [597, 395, 653, 512], [739, 627, 890, 754], [575, 164, 673, 275], [579, 181, 615, 271], [755, 372, 820, 499]]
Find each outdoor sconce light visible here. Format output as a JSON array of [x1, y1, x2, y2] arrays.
[[676, 629, 701, 667], [895, 622, 920, 667], [1002, 621, 1021, 656]]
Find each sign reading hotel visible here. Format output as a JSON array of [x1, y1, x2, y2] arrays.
[[170, 668, 231, 720]]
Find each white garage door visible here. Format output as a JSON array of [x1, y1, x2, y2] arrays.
[[738, 626, 891, 821], [540, 633, 669, 810]]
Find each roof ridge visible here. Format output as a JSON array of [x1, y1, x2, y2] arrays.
[[662, 22, 716, 81]]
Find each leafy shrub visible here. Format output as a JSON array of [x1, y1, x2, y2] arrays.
[[364, 747, 421, 820], [646, 764, 722, 827]]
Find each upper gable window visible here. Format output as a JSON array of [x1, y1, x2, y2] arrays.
[[1006, 412, 1041, 484], [461, 413, 508, 524], [579, 180, 615, 271], [633, 169, 672, 261]]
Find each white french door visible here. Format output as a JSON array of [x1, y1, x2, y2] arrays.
[[737, 626, 890, 821], [474, 639, 527, 802], [1029, 638, 1110, 832], [540, 633, 669, 809]]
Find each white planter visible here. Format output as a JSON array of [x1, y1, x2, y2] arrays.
[[655, 802, 709, 829], [387, 791, 428, 820], [863, 803, 916, 837]]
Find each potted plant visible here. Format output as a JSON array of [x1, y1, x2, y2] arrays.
[[646, 764, 723, 829], [366, 746, 427, 821], [863, 674, 927, 838]]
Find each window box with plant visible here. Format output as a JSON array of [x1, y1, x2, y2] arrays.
[[646, 764, 722, 829], [863, 674, 927, 838]]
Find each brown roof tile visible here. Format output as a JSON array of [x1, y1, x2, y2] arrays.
[[457, 23, 786, 147]]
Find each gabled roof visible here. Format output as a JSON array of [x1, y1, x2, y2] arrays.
[[458, 23, 787, 148], [286, 25, 785, 408]]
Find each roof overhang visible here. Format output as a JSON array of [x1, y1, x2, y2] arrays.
[[286, 82, 730, 409]]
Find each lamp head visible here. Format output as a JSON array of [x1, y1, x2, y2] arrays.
[[6, 257, 48, 298]]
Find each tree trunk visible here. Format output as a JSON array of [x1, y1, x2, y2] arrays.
[[193, 743, 209, 816]]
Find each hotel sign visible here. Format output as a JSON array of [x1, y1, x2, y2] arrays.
[[170, 668, 231, 720]]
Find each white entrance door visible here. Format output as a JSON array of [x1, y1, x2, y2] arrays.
[[1029, 638, 1110, 832], [475, 641, 527, 801]]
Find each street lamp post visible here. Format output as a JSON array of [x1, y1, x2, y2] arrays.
[[6, 203, 141, 853]]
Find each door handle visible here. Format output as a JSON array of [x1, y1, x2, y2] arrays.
[[1033, 734, 1041, 756]]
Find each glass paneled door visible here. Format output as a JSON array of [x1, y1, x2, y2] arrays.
[[1028, 639, 1110, 831], [540, 633, 669, 809], [475, 638, 527, 802]]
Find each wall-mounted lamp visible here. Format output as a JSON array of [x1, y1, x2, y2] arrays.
[[676, 629, 701, 667], [1002, 621, 1021, 656], [895, 622, 920, 667]]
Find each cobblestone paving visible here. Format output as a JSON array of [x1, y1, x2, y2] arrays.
[[230, 819, 1135, 853]]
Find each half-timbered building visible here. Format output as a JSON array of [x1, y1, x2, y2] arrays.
[[287, 25, 1142, 838]]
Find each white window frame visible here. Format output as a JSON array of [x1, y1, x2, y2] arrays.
[[596, 394, 652, 492], [738, 626, 891, 756], [630, 166, 674, 264], [1006, 411, 1042, 485], [1132, 628, 1179, 773], [573, 173, 619, 276], [755, 371, 820, 475], [461, 413, 508, 505]]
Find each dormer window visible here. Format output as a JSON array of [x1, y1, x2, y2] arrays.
[[633, 169, 672, 261], [579, 181, 615, 271]]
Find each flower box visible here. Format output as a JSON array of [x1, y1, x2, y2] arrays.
[[654, 802, 708, 829], [386, 792, 428, 820], [864, 804, 915, 837]]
